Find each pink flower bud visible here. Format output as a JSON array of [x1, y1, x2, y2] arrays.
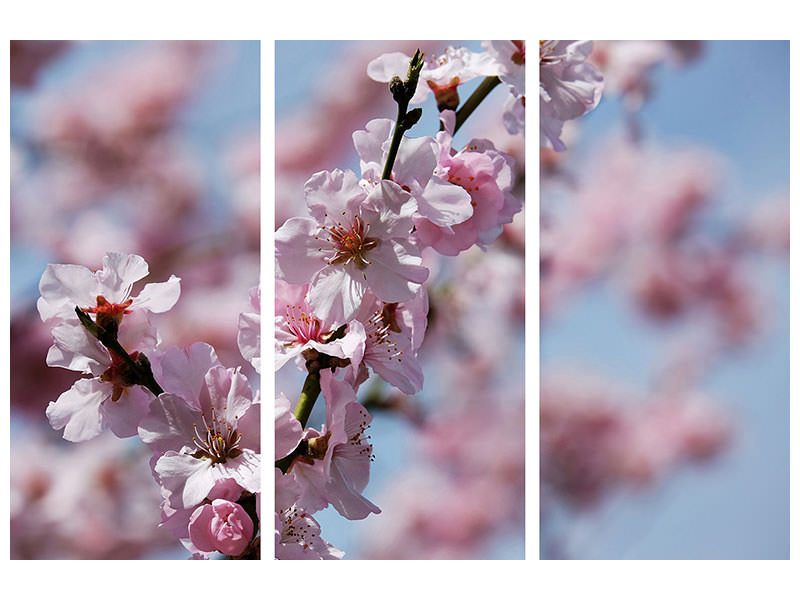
[[188, 499, 254, 557]]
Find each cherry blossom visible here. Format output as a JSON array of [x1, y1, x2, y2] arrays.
[[483, 40, 526, 135], [275, 393, 303, 460], [289, 372, 380, 520], [275, 168, 429, 323], [139, 364, 260, 509], [275, 469, 344, 559], [539, 40, 603, 151], [37, 251, 180, 325], [353, 118, 474, 229], [46, 347, 157, 442], [158, 478, 245, 556], [274, 278, 365, 372], [367, 46, 498, 110], [413, 111, 521, 255], [346, 290, 425, 394], [188, 499, 254, 557]]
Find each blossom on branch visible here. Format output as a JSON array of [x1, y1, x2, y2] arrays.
[[539, 40, 603, 151], [275, 168, 429, 323]]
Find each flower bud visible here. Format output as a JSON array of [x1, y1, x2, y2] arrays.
[[189, 499, 254, 557]]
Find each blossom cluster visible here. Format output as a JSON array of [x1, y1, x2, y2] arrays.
[[37, 252, 261, 559], [275, 41, 525, 558]]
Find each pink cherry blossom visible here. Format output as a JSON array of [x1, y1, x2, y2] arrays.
[[353, 118, 474, 229], [289, 372, 380, 520], [44, 303, 158, 377], [346, 290, 425, 394], [413, 112, 521, 255], [158, 478, 245, 555], [188, 499, 254, 557], [539, 40, 603, 151], [367, 46, 499, 109], [44, 308, 167, 443], [139, 364, 260, 509], [483, 41, 526, 135], [275, 469, 344, 559], [46, 348, 158, 442], [37, 251, 180, 325], [275, 168, 429, 323], [274, 278, 365, 372], [483, 40, 525, 95]]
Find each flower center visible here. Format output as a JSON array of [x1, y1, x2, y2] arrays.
[[428, 77, 461, 111], [278, 505, 316, 550], [83, 295, 133, 331], [192, 406, 242, 464], [365, 307, 404, 363], [319, 214, 378, 269], [539, 40, 561, 65], [99, 350, 141, 402], [283, 302, 324, 345], [306, 431, 331, 460]]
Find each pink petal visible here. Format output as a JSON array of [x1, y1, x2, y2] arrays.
[[101, 385, 153, 438], [363, 239, 428, 303], [158, 343, 220, 409], [220, 448, 260, 494], [418, 177, 474, 227], [366, 52, 412, 82], [156, 452, 217, 508], [353, 118, 394, 178], [138, 392, 199, 454], [204, 365, 253, 420], [132, 274, 181, 313], [275, 216, 327, 284], [304, 169, 364, 224], [46, 321, 109, 375], [97, 252, 149, 301], [307, 264, 366, 324], [392, 136, 437, 189], [327, 452, 381, 520], [37, 263, 96, 321], [276, 393, 303, 459], [187, 504, 217, 552]]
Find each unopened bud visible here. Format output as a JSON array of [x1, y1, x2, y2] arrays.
[[389, 76, 405, 103], [406, 48, 424, 95], [403, 107, 423, 129]]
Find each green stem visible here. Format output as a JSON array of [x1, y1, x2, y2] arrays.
[[382, 48, 423, 180], [293, 370, 321, 429], [452, 75, 501, 135], [275, 369, 322, 473], [382, 100, 409, 180]]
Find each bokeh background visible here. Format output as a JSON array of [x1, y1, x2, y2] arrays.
[[540, 40, 788, 559], [10, 40, 260, 559], [276, 40, 525, 559]]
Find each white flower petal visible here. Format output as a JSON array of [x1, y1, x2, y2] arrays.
[[46, 377, 109, 442]]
